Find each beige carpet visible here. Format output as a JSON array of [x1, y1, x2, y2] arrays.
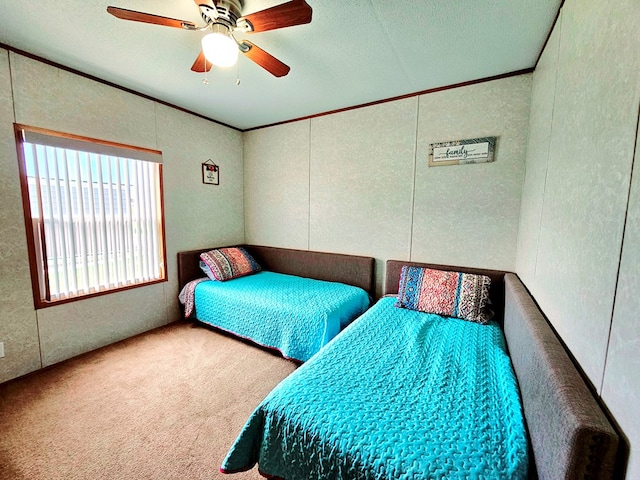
[[0, 321, 298, 480]]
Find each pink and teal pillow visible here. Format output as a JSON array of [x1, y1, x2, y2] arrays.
[[395, 266, 491, 324], [199, 247, 261, 281]]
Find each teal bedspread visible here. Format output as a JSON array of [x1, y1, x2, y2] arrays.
[[221, 297, 529, 479], [194, 271, 370, 362]]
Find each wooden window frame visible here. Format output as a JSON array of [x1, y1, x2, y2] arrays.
[[15, 124, 168, 309]]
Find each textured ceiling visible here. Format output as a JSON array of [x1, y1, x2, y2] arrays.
[[0, 1, 561, 130]]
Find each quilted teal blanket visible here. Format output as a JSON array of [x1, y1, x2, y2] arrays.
[[193, 271, 370, 362], [221, 297, 528, 479]]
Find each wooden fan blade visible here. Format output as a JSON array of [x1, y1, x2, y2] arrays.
[[107, 6, 195, 29], [240, 41, 290, 77], [191, 50, 212, 73], [239, 0, 312, 33]]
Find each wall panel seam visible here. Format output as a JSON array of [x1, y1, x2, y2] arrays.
[[307, 120, 311, 250], [408, 97, 419, 261], [7, 50, 17, 122], [533, 10, 563, 289], [600, 99, 640, 395]]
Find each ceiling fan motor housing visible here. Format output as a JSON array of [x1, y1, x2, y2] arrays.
[[199, 0, 243, 29]]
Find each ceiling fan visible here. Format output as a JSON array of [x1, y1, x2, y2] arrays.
[[106, 0, 312, 77]]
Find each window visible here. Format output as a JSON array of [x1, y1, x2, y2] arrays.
[[15, 124, 167, 308]]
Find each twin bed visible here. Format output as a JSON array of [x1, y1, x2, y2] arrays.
[[177, 245, 375, 362], [177, 246, 620, 479]]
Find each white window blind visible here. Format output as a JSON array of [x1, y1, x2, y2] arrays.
[[18, 127, 165, 304]]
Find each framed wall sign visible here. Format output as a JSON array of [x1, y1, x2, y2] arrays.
[[202, 159, 219, 185], [428, 137, 497, 167]]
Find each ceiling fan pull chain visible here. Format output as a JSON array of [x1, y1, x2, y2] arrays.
[[236, 61, 241, 85], [203, 57, 210, 85]]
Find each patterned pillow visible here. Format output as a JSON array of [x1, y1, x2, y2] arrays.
[[395, 266, 491, 324], [199, 247, 261, 281]]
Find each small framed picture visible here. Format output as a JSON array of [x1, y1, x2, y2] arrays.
[[202, 160, 219, 185]]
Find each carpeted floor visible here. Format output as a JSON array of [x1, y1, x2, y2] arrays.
[[0, 321, 298, 480]]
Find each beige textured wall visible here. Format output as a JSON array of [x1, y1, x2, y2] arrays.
[[0, 52, 243, 381], [515, 0, 640, 476], [514, 19, 560, 288], [244, 75, 532, 296], [602, 114, 640, 479], [309, 98, 418, 294], [244, 121, 310, 249], [413, 76, 531, 270]]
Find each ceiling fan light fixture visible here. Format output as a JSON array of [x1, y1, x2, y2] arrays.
[[201, 31, 238, 68]]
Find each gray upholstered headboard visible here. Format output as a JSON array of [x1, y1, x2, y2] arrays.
[[503, 273, 618, 479], [384, 261, 619, 479], [178, 245, 376, 298]]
